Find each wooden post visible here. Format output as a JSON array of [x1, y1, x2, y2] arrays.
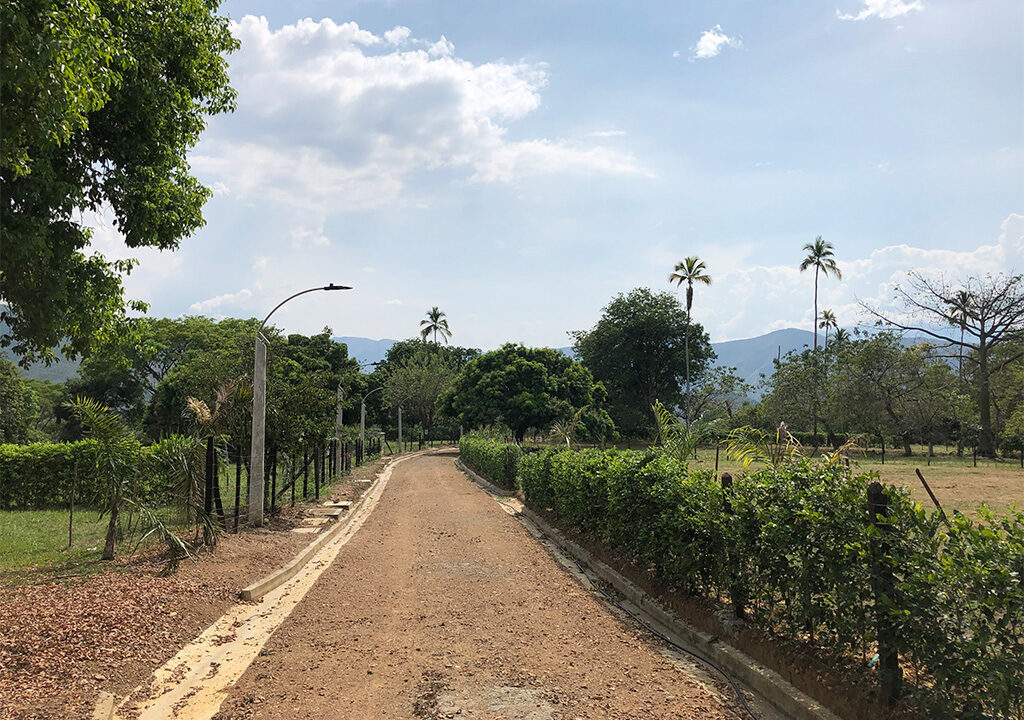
[[721, 472, 746, 620], [315, 444, 321, 500], [973, 445, 978, 467], [234, 446, 241, 533], [67, 458, 78, 550], [881, 435, 886, 465], [303, 447, 309, 499], [213, 441, 225, 524], [714, 444, 720, 475], [270, 448, 277, 516], [867, 482, 902, 705], [204, 437, 215, 515]]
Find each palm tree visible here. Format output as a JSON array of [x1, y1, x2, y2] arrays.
[[832, 327, 851, 347], [947, 290, 973, 377], [420, 307, 452, 344], [669, 256, 712, 421], [819, 309, 838, 348], [799, 237, 842, 350]]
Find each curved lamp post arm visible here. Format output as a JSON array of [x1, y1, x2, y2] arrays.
[[259, 283, 352, 335]]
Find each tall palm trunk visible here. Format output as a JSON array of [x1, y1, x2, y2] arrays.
[[813, 267, 819, 350], [685, 285, 693, 423]]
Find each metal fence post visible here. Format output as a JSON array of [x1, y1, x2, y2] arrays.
[[314, 444, 321, 500]]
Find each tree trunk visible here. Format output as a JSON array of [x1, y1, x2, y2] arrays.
[[102, 495, 119, 561], [813, 268, 819, 350], [902, 434, 912, 457], [978, 340, 996, 457]]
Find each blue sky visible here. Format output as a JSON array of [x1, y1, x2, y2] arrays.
[[90, 0, 1023, 348]]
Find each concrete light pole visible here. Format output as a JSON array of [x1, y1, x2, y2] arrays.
[[248, 284, 351, 526]]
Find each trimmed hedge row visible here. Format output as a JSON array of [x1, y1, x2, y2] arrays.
[[458, 435, 522, 490], [0, 437, 195, 510], [519, 448, 1024, 720], [0, 440, 106, 509]]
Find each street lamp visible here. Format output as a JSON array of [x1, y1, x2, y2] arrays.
[[360, 386, 385, 447], [248, 283, 351, 526]]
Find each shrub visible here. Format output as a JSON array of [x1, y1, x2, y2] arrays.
[[517, 448, 1024, 719], [459, 435, 522, 490], [0, 440, 104, 509], [0, 436, 199, 510]]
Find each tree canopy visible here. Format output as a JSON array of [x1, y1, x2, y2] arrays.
[[571, 288, 715, 437], [1, 0, 238, 363], [444, 344, 611, 442]]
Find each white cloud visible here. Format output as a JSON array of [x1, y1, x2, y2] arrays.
[[683, 214, 1024, 341], [589, 130, 626, 138], [385, 298, 403, 305], [837, 0, 923, 21], [690, 25, 742, 61], [190, 288, 254, 313], [290, 224, 331, 247], [191, 16, 644, 215], [384, 26, 411, 45]]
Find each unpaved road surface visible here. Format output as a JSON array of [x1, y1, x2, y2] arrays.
[[214, 451, 742, 720]]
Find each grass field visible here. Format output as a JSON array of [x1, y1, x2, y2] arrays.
[[0, 453, 377, 580], [685, 444, 1023, 514]]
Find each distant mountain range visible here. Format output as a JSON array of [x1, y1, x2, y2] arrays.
[[2, 327, 862, 391]]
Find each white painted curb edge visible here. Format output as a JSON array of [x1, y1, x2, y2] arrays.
[[241, 454, 398, 601]]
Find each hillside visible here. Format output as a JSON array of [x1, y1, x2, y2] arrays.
[[712, 328, 815, 388]]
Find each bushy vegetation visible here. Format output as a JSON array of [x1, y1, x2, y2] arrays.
[[459, 435, 522, 490], [519, 447, 1023, 718]]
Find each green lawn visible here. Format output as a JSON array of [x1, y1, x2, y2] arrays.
[[0, 455, 370, 581], [0, 508, 111, 578]]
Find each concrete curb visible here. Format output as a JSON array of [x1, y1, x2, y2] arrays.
[[457, 457, 845, 720], [240, 458, 392, 602], [454, 458, 516, 497]]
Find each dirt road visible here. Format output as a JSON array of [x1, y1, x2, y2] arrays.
[[213, 451, 743, 720]]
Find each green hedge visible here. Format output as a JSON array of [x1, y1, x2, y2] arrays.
[[519, 448, 1024, 719], [0, 437, 197, 510], [459, 435, 522, 490], [0, 440, 106, 509]]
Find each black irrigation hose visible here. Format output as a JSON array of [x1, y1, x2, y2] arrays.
[[566, 554, 762, 720]]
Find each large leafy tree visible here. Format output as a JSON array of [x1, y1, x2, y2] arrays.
[[383, 348, 455, 436], [444, 344, 611, 443], [0, 358, 38, 443], [571, 288, 714, 437], [862, 272, 1024, 456], [1, 0, 238, 363]]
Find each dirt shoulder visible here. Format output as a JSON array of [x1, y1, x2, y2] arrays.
[[213, 450, 742, 720], [0, 457, 389, 720]]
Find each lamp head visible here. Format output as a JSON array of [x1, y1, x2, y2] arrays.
[[324, 283, 353, 291]]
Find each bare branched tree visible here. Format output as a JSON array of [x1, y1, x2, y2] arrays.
[[861, 272, 1024, 456]]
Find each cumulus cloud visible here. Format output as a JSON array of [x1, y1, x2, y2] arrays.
[[690, 25, 742, 61], [190, 288, 254, 313], [191, 16, 644, 215], [837, 0, 923, 21], [689, 214, 1024, 341]]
